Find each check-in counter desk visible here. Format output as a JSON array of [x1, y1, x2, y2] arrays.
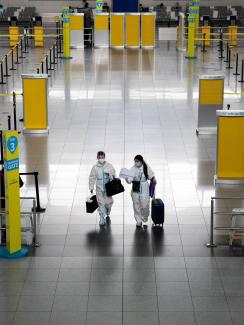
[[215, 110, 244, 184], [94, 13, 109, 47], [110, 13, 125, 48], [125, 13, 140, 48], [70, 13, 84, 48], [141, 13, 156, 48]]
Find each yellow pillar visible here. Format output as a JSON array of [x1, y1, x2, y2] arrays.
[[0, 131, 28, 258], [185, 6, 196, 59], [193, 1, 200, 39], [62, 6, 72, 59]]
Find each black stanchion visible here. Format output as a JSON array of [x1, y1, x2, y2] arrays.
[[19, 38, 25, 59], [201, 33, 207, 53], [226, 47, 233, 69], [227, 104, 231, 110], [49, 49, 54, 70], [41, 61, 44, 74], [10, 48, 16, 71], [238, 60, 244, 83], [12, 92, 17, 131], [0, 62, 6, 85], [8, 115, 11, 130], [37, 68, 40, 74], [233, 53, 240, 76], [218, 33, 224, 59], [19, 171, 46, 213], [52, 45, 57, 65], [23, 32, 28, 54], [45, 55, 49, 73], [224, 43, 229, 63], [3, 55, 10, 77], [15, 45, 21, 64]]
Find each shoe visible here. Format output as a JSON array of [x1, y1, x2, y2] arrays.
[[106, 216, 111, 225], [136, 222, 142, 228]]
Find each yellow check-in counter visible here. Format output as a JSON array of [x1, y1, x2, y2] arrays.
[[94, 13, 109, 47], [70, 13, 84, 48], [22, 74, 49, 134], [110, 13, 125, 48], [141, 13, 156, 48], [125, 13, 140, 48], [197, 75, 224, 135], [228, 25, 237, 46], [216, 111, 244, 184], [34, 26, 44, 47], [201, 26, 211, 47], [9, 26, 20, 47]]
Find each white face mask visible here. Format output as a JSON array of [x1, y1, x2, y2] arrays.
[[98, 158, 105, 164], [135, 161, 142, 168]]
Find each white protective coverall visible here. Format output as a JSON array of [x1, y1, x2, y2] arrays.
[[89, 162, 116, 222], [128, 164, 155, 224]]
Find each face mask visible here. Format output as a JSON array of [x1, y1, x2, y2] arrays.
[[135, 161, 142, 168], [98, 158, 105, 164]]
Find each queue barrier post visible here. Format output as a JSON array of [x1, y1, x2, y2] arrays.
[[0, 62, 6, 85], [238, 60, 244, 83], [7, 115, 11, 130], [4, 55, 10, 78], [226, 47, 233, 69], [224, 43, 229, 63], [10, 48, 16, 71], [233, 53, 240, 76], [15, 45, 21, 65]]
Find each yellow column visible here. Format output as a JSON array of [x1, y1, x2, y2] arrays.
[[193, 1, 200, 39], [96, 0, 103, 13], [62, 6, 72, 59], [185, 6, 196, 59], [0, 131, 28, 258]]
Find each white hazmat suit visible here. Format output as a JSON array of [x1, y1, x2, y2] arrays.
[[89, 162, 116, 224], [127, 164, 155, 225]]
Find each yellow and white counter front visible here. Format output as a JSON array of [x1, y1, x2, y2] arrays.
[[215, 110, 244, 184], [110, 13, 125, 48], [94, 13, 109, 47], [70, 13, 84, 48], [125, 13, 140, 48], [141, 12, 156, 48]]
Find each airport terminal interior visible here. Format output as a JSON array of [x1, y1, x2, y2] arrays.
[[0, 0, 244, 324]]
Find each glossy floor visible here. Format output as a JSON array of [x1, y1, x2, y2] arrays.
[[0, 42, 244, 325]]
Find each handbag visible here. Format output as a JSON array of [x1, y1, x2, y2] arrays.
[[105, 178, 125, 197], [86, 195, 98, 213], [132, 173, 142, 193]]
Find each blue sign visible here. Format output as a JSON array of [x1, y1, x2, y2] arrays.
[[7, 136, 18, 154], [4, 158, 19, 171]]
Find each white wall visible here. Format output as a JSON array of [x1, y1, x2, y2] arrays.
[[1, 0, 243, 14]]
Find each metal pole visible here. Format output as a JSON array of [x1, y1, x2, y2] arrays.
[[45, 55, 49, 73], [224, 43, 229, 63], [10, 48, 16, 71], [12, 92, 17, 131], [0, 62, 6, 85], [32, 199, 40, 247], [52, 44, 57, 64], [19, 38, 25, 59], [206, 198, 216, 247], [238, 60, 244, 83], [201, 33, 207, 53], [0, 130, 3, 165], [233, 53, 240, 76], [37, 68, 40, 74], [41, 61, 44, 74], [15, 44, 21, 64], [4, 55, 10, 77], [33, 172, 46, 213], [8, 115, 11, 130], [226, 47, 233, 69]]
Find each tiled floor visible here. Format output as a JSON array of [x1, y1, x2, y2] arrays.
[[0, 40, 244, 324]]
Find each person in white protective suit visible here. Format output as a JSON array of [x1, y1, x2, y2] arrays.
[[126, 155, 156, 228], [89, 151, 116, 226]]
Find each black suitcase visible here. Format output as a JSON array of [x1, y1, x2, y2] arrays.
[[151, 198, 164, 226], [86, 195, 98, 213], [105, 178, 125, 197]]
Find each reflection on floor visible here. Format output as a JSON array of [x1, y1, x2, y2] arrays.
[[0, 42, 244, 325]]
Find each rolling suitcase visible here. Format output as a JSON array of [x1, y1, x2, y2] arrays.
[[151, 197, 164, 226]]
